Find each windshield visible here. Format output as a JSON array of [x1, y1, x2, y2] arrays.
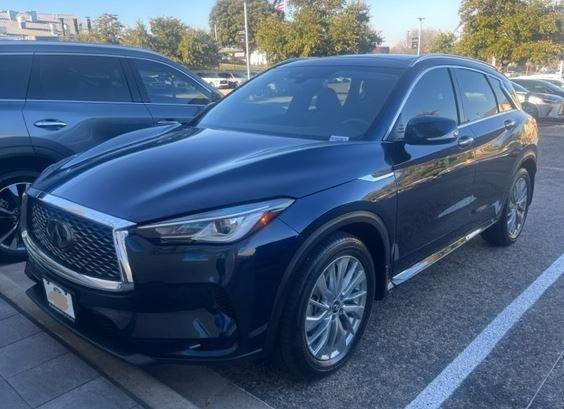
[[542, 80, 564, 92], [543, 79, 564, 88], [198, 65, 401, 140], [512, 82, 527, 93]]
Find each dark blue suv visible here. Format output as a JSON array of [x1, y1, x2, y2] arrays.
[[0, 41, 221, 259], [22, 54, 538, 378]]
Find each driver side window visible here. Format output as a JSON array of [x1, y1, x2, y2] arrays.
[[133, 59, 210, 105], [393, 68, 458, 139]]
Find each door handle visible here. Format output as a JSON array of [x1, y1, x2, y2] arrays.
[[34, 119, 67, 129], [457, 135, 474, 148], [504, 119, 516, 130]]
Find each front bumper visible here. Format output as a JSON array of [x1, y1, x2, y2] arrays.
[[24, 214, 302, 364], [537, 101, 564, 120]]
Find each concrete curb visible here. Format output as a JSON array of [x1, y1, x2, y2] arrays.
[[0, 262, 198, 409]]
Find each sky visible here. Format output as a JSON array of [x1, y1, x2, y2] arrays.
[[2, 0, 463, 46]]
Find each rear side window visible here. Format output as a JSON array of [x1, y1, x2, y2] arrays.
[[29, 55, 131, 102], [490, 79, 513, 112], [394, 68, 458, 137], [133, 59, 210, 105], [456, 69, 498, 122], [0, 55, 32, 99]]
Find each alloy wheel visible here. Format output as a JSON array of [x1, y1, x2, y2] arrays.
[[507, 176, 528, 239], [304, 255, 368, 362], [0, 182, 30, 252]]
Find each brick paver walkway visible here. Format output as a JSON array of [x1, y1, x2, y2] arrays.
[[0, 295, 142, 409]]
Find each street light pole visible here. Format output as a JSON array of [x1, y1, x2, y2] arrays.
[[417, 17, 425, 55], [243, 1, 251, 80]]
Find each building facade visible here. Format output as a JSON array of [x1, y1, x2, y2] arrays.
[[0, 10, 90, 40]]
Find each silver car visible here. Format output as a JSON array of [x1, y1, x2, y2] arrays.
[[512, 82, 564, 121]]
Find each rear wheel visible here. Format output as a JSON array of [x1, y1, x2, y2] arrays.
[[0, 169, 38, 261], [482, 168, 531, 246], [278, 232, 375, 379]]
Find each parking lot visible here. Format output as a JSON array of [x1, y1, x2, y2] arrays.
[[0, 124, 562, 409]]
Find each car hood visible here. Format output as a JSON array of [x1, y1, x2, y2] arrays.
[[33, 126, 387, 223], [532, 92, 563, 103]]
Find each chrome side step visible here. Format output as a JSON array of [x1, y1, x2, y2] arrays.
[[388, 222, 494, 289]]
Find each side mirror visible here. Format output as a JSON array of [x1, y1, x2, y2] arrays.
[[404, 116, 458, 145]]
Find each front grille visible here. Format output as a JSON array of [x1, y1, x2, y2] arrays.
[[28, 198, 122, 281]]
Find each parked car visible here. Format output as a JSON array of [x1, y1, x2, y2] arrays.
[[514, 75, 564, 89], [512, 78, 564, 98], [512, 81, 564, 121], [22, 54, 537, 378], [197, 71, 231, 89], [222, 71, 248, 87], [0, 41, 222, 259]]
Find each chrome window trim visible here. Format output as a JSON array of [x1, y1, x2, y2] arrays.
[[457, 111, 512, 129], [24, 98, 207, 107], [22, 190, 136, 292], [384, 64, 517, 141]]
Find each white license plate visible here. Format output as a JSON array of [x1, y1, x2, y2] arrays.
[[43, 279, 76, 321]]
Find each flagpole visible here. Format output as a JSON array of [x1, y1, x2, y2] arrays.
[[244, 1, 251, 80]]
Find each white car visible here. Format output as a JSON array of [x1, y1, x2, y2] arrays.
[[515, 75, 564, 89], [512, 81, 564, 121], [196, 71, 230, 89]]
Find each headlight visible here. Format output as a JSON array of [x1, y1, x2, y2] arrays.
[[528, 96, 544, 104], [136, 198, 294, 243], [529, 95, 559, 104]]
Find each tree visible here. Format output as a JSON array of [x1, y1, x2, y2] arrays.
[[289, 0, 345, 14], [429, 31, 456, 54], [209, 0, 274, 48], [76, 13, 123, 43], [255, 14, 293, 62], [329, 2, 382, 55], [150, 17, 187, 61], [256, 0, 381, 63], [457, 0, 563, 67], [179, 28, 221, 68], [288, 6, 328, 56], [121, 21, 153, 49]]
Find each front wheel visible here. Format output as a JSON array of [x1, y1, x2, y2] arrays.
[[278, 232, 375, 379], [0, 169, 38, 261], [522, 103, 539, 120], [482, 168, 531, 246]]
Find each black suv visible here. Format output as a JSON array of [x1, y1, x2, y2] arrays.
[[23, 54, 538, 378], [0, 41, 221, 258]]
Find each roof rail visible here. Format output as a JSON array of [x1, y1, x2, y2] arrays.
[[410, 53, 497, 71], [0, 40, 164, 58], [271, 57, 313, 68]]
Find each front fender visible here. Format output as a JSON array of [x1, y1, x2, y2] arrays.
[[264, 177, 397, 355]]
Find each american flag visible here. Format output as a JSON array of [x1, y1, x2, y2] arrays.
[[273, 0, 287, 12]]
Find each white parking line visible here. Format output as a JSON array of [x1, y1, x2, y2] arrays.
[[405, 254, 564, 409]]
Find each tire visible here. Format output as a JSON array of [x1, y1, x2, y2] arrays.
[[482, 168, 531, 246], [522, 103, 539, 120], [0, 169, 39, 261], [278, 231, 376, 379]]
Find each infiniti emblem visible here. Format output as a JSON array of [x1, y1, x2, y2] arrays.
[[46, 219, 74, 249]]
